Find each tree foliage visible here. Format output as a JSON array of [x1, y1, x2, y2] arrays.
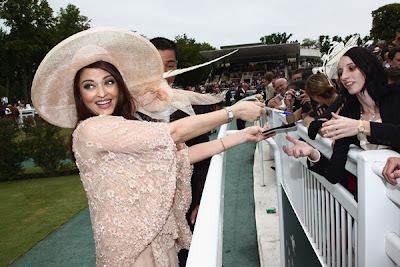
[[316, 33, 367, 55], [0, 0, 90, 103], [370, 3, 400, 43], [0, 118, 26, 180], [54, 3, 91, 43], [174, 34, 215, 87], [318, 35, 331, 54], [0, 0, 56, 102], [301, 38, 318, 48], [22, 118, 69, 176], [260, 32, 293, 44]]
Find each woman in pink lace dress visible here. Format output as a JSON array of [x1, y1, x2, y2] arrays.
[[32, 28, 274, 266]]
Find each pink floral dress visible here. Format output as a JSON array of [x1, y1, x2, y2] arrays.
[[72, 115, 192, 266]]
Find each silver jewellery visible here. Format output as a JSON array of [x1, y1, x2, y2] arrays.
[[360, 105, 377, 122], [225, 107, 234, 123]]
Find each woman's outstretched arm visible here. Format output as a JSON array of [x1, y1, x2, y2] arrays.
[[188, 125, 274, 164], [167, 102, 266, 144]]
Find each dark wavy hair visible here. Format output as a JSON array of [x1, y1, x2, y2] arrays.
[[339, 47, 388, 109], [73, 61, 136, 124]]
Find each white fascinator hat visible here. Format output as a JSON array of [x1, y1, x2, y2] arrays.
[[313, 34, 359, 81]]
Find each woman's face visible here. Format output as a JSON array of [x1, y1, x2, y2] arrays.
[[337, 56, 366, 95], [79, 68, 119, 115]]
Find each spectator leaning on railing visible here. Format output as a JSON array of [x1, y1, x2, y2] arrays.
[[303, 73, 341, 136], [267, 78, 288, 110], [283, 47, 400, 192], [283, 80, 312, 124]]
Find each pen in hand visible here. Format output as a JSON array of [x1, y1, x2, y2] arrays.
[[264, 107, 293, 115]]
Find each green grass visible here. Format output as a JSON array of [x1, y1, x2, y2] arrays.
[[23, 166, 45, 174], [0, 175, 88, 266], [23, 164, 77, 175]]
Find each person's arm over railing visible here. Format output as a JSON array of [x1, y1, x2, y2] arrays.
[[168, 102, 265, 143], [283, 126, 357, 187], [188, 126, 274, 164]]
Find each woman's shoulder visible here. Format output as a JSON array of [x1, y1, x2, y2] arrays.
[[74, 116, 122, 133], [74, 115, 168, 138], [77, 115, 164, 127]]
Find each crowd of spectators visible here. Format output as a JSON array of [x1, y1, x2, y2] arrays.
[[262, 37, 400, 195], [173, 37, 400, 200], [3, 36, 400, 190], [0, 96, 28, 120]]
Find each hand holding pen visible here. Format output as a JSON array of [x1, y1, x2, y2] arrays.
[[242, 97, 293, 115], [264, 107, 293, 115]]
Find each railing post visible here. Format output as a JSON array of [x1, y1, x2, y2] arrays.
[[357, 150, 400, 267], [186, 123, 229, 267], [265, 137, 285, 267]]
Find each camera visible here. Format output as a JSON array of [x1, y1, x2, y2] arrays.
[[287, 80, 311, 113], [294, 89, 303, 98]]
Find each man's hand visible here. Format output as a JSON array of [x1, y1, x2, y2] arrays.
[[382, 157, 400, 186], [393, 32, 400, 46], [190, 205, 200, 225], [282, 135, 318, 159], [267, 96, 282, 108]]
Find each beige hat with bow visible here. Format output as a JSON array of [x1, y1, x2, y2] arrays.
[[32, 27, 235, 128]]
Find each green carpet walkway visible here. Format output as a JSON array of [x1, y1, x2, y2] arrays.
[[222, 121, 259, 267], [10, 207, 95, 267], [11, 120, 259, 267]]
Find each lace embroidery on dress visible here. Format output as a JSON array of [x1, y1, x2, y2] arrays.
[[72, 115, 192, 266]]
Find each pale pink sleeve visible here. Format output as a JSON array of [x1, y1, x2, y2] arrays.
[[73, 115, 174, 156]]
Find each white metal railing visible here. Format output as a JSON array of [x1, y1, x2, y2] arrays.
[[261, 111, 400, 267], [186, 123, 231, 267]]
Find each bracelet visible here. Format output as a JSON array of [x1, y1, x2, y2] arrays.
[[220, 138, 226, 151], [307, 149, 321, 163]]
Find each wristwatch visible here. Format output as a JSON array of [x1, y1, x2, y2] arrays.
[[358, 120, 365, 134], [225, 107, 234, 123]]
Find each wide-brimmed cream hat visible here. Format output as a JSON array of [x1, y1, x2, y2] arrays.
[[32, 27, 235, 128]]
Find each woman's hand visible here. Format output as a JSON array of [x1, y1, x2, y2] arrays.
[[316, 106, 326, 116], [239, 125, 275, 142], [321, 112, 360, 140], [283, 135, 317, 159], [298, 90, 311, 106], [382, 157, 400, 186], [231, 101, 266, 122]]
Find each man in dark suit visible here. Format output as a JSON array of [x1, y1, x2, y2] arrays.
[[234, 83, 248, 130], [150, 37, 213, 267]]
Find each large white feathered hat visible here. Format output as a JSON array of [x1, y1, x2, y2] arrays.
[[313, 34, 359, 80]]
